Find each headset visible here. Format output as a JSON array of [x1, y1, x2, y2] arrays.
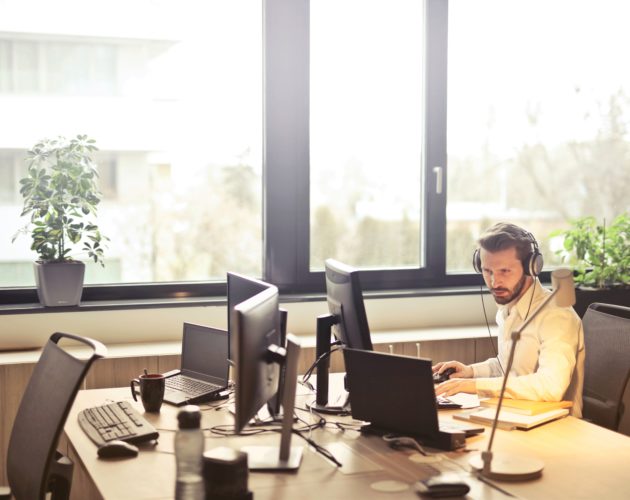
[[472, 229, 543, 277], [474, 225, 542, 376]]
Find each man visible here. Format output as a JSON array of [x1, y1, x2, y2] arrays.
[[433, 222, 585, 417]]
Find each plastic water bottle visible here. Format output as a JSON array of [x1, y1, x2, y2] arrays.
[[175, 405, 205, 500]]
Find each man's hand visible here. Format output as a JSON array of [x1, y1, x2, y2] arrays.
[[432, 360, 473, 379], [435, 378, 477, 397]]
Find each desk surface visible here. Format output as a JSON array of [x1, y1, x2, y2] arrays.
[[65, 383, 630, 500]]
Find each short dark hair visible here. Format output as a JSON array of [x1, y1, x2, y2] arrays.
[[478, 222, 535, 264]]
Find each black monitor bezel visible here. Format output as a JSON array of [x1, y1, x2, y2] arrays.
[[324, 259, 373, 351], [233, 286, 282, 433], [227, 272, 275, 362]]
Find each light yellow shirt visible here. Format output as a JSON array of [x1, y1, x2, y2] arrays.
[[471, 279, 585, 417]]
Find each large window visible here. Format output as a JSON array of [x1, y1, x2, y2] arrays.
[[446, 0, 630, 273], [1, 0, 629, 302], [309, 0, 424, 271], [0, 1, 263, 291]]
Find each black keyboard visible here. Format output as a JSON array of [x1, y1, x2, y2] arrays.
[[78, 401, 159, 446], [166, 375, 221, 397]]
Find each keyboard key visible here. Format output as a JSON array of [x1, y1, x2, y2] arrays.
[[78, 401, 159, 447]]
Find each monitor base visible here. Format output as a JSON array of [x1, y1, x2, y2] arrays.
[[241, 445, 303, 471], [306, 399, 350, 415], [469, 451, 544, 481]]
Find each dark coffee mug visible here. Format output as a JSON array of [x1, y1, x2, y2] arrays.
[[130, 373, 165, 412]]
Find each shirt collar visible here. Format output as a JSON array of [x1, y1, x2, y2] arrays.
[[502, 278, 545, 321]]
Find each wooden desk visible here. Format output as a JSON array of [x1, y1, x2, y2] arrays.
[[64, 385, 630, 500]]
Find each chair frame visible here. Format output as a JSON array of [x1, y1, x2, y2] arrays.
[[582, 302, 630, 432], [2, 332, 106, 500]]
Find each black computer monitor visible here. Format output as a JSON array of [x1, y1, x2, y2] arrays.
[[233, 286, 303, 470], [325, 259, 373, 350], [227, 272, 287, 417], [227, 272, 275, 362], [310, 259, 373, 413]]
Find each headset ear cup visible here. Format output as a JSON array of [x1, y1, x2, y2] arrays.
[[473, 248, 482, 273], [530, 251, 544, 277], [524, 251, 544, 276], [523, 231, 544, 277]]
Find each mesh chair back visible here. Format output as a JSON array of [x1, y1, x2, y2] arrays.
[[582, 303, 630, 431], [6, 332, 106, 500]]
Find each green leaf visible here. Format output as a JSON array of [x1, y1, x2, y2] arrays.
[[13, 134, 108, 266]]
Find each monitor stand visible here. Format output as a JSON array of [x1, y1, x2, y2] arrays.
[[306, 314, 350, 415], [241, 334, 303, 471]]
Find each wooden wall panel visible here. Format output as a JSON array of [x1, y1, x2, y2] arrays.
[[297, 346, 344, 375], [373, 342, 405, 356], [474, 336, 498, 363], [0, 363, 36, 487], [84, 356, 159, 389], [158, 355, 181, 373], [401, 339, 476, 365]]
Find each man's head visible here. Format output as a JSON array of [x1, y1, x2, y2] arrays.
[[474, 223, 542, 305]]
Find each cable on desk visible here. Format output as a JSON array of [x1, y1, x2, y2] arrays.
[[199, 392, 236, 412], [294, 405, 364, 433], [474, 474, 517, 497], [291, 429, 342, 467], [382, 434, 431, 457], [381, 434, 472, 474], [207, 423, 275, 437], [300, 341, 343, 389], [207, 397, 235, 412], [294, 413, 326, 433], [328, 420, 364, 432]]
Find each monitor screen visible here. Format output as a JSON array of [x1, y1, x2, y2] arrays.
[[233, 286, 282, 433], [227, 272, 274, 362], [325, 259, 373, 350]]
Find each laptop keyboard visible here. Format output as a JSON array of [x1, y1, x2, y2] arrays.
[[166, 375, 221, 396]]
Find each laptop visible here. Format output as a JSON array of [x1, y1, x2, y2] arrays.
[[161, 323, 230, 406], [343, 348, 483, 450]]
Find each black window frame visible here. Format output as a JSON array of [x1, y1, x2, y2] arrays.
[[0, 0, 494, 307]]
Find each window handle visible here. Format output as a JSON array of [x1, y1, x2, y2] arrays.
[[433, 166, 443, 194]]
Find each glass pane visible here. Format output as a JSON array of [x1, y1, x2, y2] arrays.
[[447, 0, 630, 273], [0, 152, 16, 203], [310, 0, 424, 271], [13, 41, 39, 93], [0, 0, 263, 287]]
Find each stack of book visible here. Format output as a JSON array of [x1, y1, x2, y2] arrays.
[[454, 399, 572, 430]]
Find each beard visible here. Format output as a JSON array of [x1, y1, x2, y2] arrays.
[[491, 273, 528, 305]]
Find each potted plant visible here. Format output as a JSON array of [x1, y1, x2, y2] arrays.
[[550, 213, 629, 317], [12, 134, 108, 307]]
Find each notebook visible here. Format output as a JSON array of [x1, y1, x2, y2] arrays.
[[161, 323, 230, 406], [479, 397, 572, 416], [454, 407, 570, 430], [343, 348, 483, 449]]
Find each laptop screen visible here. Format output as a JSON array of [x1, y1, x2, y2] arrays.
[[181, 323, 229, 384], [343, 348, 440, 438]]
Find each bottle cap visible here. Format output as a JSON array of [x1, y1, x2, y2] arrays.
[[177, 405, 201, 429]]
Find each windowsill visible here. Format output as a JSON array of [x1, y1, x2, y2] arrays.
[[0, 286, 489, 315], [0, 325, 495, 364], [0, 296, 227, 315]]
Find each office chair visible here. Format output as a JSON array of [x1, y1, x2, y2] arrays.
[[582, 302, 630, 433], [0, 332, 106, 500]]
